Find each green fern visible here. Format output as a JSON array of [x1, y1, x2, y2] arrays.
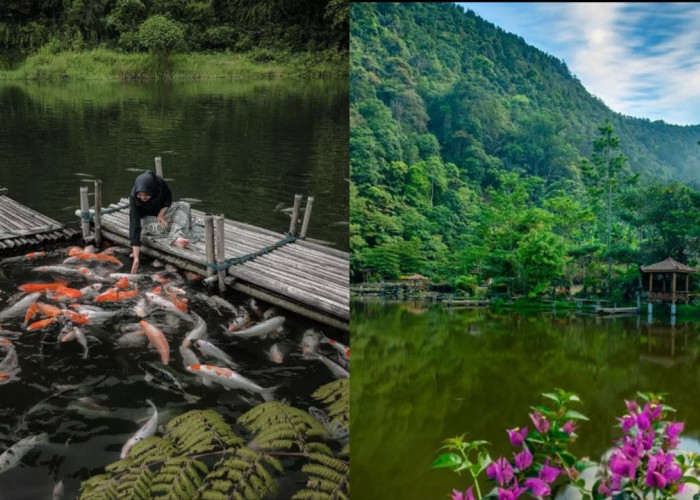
[[312, 379, 349, 448], [150, 457, 208, 498], [292, 453, 349, 500], [194, 447, 283, 500], [165, 409, 244, 453], [239, 402, 329, 453], [79, 379, 349, 500]]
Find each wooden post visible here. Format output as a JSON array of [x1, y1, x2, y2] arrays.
[[299, 196, 314, 238], [155, 156, 163, 178], [93, 179, 102, 248], [79, 186, 90, 240], [215, 215, 226, 292], [288, 194, 302, 236], [204, 215, 215, 279]]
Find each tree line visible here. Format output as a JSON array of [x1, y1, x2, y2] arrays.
[[350, 3, 700, 301], [0, 0, 348, 66]]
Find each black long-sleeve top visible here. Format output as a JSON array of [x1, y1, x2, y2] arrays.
[[129, 170, 172, 247]]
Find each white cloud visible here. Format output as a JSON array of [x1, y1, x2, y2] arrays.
[[462, 2, 700, 125]]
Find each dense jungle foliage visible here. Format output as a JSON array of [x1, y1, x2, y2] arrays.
[[0, 0, 348, 67], [350, 2, 700, 301]]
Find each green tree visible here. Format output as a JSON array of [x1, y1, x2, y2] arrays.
[[138, 14, 185, 54]]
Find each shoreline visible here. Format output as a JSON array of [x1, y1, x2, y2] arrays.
[[0, 48, 348, 82]]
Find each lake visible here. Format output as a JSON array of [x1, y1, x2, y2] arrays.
[[350, 298, 700, 499], [0, 78, 348, 499]]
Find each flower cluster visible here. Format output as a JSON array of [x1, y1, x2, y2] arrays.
[[597, 394, 686, 498], [434, 390, 700, 500]]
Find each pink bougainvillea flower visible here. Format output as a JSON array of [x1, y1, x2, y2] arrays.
[[539, 461, 560, 483], [449, 486, 475, 500], [643, 402, 662, 422], [617, 415, 636, 433], [487, 457, 514, 486], [561, 420, 578, 435], [609, 451, 636, 478], [514, 447, 532, 471], [624, 399, 639, 414], [524, 477, 551, 498], [528, 411, 550, 434], [497, 481, 526, 500], [506, 427, 528, 448]]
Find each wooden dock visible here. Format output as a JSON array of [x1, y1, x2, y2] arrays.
[[97, 197, 349, 332], [0, 194, 79, 252]]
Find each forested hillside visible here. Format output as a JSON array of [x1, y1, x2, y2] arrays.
[[0, 0, 347, 66], [350, 2, 700, 300]]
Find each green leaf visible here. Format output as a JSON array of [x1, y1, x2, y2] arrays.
[[574, 459, 598, 472], [541, 393, 560, 404], [431, 453, 462, 469], [563, 410, 589, 421], [681, 475, 700, 487], [466, 440, 490, 450]]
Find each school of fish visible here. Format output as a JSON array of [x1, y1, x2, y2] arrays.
[[0, 243, 349, 495]]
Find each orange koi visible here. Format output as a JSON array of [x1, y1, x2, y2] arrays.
[[164, 288, 188, 312], [27, 317, 58, 331], [184, 271, 202, 281], [24, 251, 46, 260], [19, 283, 65, 293], [139, 320, 169, 365], [45, 286, 83, 301], [94, 287, 138, 302]]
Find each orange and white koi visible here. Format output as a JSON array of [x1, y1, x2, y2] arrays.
[[140, 320, 170, 365], [194, 339, 238, 369], [185, 364, 278, 401], [61, 309, 89, 325], [321, 334, 350, 360]]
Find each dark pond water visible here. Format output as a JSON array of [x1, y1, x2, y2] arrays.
[[0, 79, 349, 499], [0, 79, 348, 250], [351, 299, 700, 499]]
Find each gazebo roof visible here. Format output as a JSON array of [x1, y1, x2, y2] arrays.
[[640, 257, 698, 273]]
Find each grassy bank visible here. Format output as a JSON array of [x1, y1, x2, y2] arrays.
[[0, 47, 347, 81]]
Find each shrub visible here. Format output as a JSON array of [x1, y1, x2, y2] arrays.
[[137, 15, 185, 55]]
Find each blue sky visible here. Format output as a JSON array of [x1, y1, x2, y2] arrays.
[[458, 2, 700, 126]]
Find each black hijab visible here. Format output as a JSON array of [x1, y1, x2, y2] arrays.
[[131, 171, 165, 211]]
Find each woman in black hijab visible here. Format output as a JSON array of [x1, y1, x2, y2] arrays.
[[129, 170, 192, 273]]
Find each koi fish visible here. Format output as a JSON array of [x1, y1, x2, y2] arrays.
[[321, 333, 350, 361], [223, 316, 285, 339], [27, 316, 59, 331], [0, 251, 48, 265], [182, 312, 207, 347], [262, 307, 279, 320], [45, 285, 83, 301], [179, 344, 200, 369], [0, 433, 48, 474], [138, 361, 200, 403], [301, 329, 323, 355], [66, 246, 84, 256], [63, 253, 123, 267], [140, 320, 170, 365], [61, 310, 89, 325], [120, 400, 158, 459], [186, 364, 278, 401], [303, 351, 350, 379], [94, 287, 138, 302], [268, 343, 284, 364], [0, 292, 41, 320], [183, 271, 202, 281], [227, 309, 251, 332], [109, 272, 153, 283], [144, 290, 190, 320], [194, 339, 239, 369], [31, 265, 111, 283]]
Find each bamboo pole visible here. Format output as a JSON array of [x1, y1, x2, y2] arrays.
[[79, 186, 90, 241], [288, 194, 302, 236], [299, 196, 314, 238], [94, 179, 102, 248], [204, 215, 215, 279], [215, 215, 226, 292], [155, 156, 163, 178]]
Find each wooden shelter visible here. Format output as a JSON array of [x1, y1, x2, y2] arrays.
[[400, 273, 430, 292], [640, 257, 697, 304]]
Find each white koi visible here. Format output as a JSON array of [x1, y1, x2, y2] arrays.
[[268, 343, 284, 364], [0, 292, 41, 320], [120, 400, 158, 459], [182, 312, 207, 347], [304, 351, 350, 379], [0, 433, 48, 474], [194, 339, 239, 369], [223, 316, 285, 339]]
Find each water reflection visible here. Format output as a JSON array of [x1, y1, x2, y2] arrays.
[[351, 299, 700, 499]]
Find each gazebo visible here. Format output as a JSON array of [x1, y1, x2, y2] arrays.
[[400, 273, 430, 292], [640, 257, 697, 305]]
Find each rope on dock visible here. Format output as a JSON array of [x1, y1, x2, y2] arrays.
[[205, 234, 303, 271]]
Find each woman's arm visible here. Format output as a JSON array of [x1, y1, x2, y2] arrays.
[[157, 206, 168, 230], [131, 245, 140, 274]]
